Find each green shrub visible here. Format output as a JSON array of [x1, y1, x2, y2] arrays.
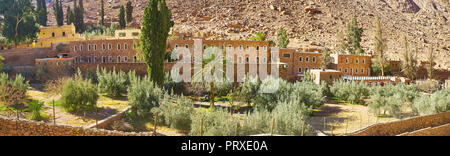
[[35, 65, 50, 82], [26, 100, 44, 121], [289, 81, 326, 109], [97, 68, 128, 97], [271, 100, 313, 135], [60, 71, 99, 113], [253, 76, 291, 111], [84, 69, 98, 84], [240, 109, 272, 136], [413, 89, 450, 116], [368, 83, 418, 118], [330, 80, 370, 104], [152, 93, 194, 131], [0, 73, 29, 107], [128, 76, 162, 117], [207, 78, 233, 97], [162, 72, 184, 94], [189, 108, 239, 136]]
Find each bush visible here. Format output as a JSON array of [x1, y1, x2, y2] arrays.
[[240, 109, 272, 135], [44, 77, 68, 96], [330, 80, 370, 104], [60, 71, 99, 113], [35, 65, 50, 83], [253, 76, 291, 111], [413, 89, 450, 116], [368, 84, 418, 118], [271, 100, 313, 135], [0, 73, 29, 107], [97, 68, 128, 97], [189, 108, 239, 136], [416, 79, 440, 93], [289, 81, 326, 109], [84, 69, 98, 84], [207, 78, 233, 97], [162, 72, 184, 94], [26, 100, 44, 121], [240, 100, 313, 136], [128, 76, 163, 117], [152, 93, 194, 131]]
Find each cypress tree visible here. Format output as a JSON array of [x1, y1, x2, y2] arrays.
[[73, 0, 85, 33], [140, 0, 174, 85], [346, 17, 364, 54], [119, 5, 126, 29], [101, 0, 105, 26], [37, 0, 47, 26], [77, 0, 85, 32], [67, 6, 74, 25], [126, 1, 133, 23], [53, 0, 64, 26]]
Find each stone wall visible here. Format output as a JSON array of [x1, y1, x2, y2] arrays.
[[87, 107, 131, 129], [398, 123, 450, 136], [0, 115, 163, 136], [1, 48, 57, 66], [347, 111, 450, 136]]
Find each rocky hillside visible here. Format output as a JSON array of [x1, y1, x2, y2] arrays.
[[47, 0, 450, 70]]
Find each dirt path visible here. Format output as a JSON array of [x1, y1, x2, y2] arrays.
[[307, 100, 399, 136], [27, 89, 129, 128]]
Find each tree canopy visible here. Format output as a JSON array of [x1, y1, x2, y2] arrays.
[[140, 0, 174, 86], [0, 0, 39, 47]]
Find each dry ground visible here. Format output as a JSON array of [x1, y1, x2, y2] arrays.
[[21, 88, 129, 128], [306, 100, 414, 136]]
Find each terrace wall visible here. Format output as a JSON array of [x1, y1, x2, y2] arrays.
[[347, 111, 450, 136], [0, 115, 163, 136]]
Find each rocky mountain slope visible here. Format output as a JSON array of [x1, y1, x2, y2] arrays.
[[46, 0, 450, 70]]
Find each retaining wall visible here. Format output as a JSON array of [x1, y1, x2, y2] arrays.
[[347, 111, 450, 136], [0, 115, 164, 136]]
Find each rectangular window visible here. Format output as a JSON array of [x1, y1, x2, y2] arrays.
[[88, 45, 91, 51], [283, 53, 291, 58], [108, 56, 112, 62], [133, 56, 137, 63], [102, 56, 106, 63], [108, 44, 112, 50], [102, 44, 106, 50], [94, 56, 97, 63], [298, 68, 302, 73], [124, 56, 128, 62], [117, 56, 121, 63], [117, 44, 121, 50], [94, 44, 97, 51], [88, 57, 92, 63], [124, 44, 128, 50]]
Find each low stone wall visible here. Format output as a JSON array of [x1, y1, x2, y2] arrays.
[[87, 107, 131, 129], [398, 123, 450, 136], [0, 115, 164, 136], [347, 111, 450, 136]]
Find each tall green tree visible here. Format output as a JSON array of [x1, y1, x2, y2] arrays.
[[37, 0, 47, 26], [119, 5, 126, 29], [0, 0, 39, 48], [346, 17, 364, 54], [277, 27, 289, 48], [373, 17, 389, 76], [100, 0, 105, 26], [74, 0, 85, 33], [53, 0, 64, 26], [250, 32, 266, 41], [140, 0, 174, 85], [66, 6, 74, 25], [126, 1, 133, 23]]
